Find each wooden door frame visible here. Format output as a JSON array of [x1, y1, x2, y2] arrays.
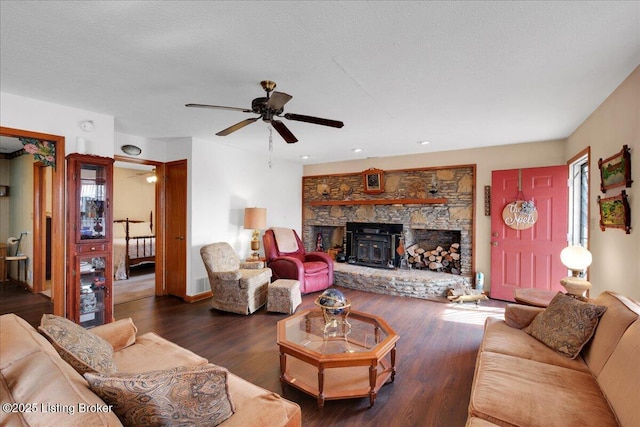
[[114, 155, 165, 295], [32, 163, 46, 293], [1, 126, 65, 316]]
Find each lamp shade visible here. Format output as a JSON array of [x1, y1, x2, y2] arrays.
[[560, 246, 592, 272], [244, 208, 267, 230]]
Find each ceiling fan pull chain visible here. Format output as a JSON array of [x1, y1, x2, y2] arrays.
[[268, 126, 273, 169]]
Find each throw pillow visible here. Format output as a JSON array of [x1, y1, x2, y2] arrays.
[[524, 292, 607, 359], [38, 314, 117, 374], [84, 364, 235, 427]]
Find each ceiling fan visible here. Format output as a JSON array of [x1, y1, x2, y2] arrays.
[[186, 80, 344, 143]]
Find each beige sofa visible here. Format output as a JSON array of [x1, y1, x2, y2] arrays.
[[0, 313, 301, 426], [467, 291, 640, 427]]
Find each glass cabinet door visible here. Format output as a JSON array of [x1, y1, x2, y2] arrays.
[[79, 163, 108, 240], [78, 255, 107, 328]]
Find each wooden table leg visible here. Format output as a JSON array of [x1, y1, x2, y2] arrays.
[[391, 345, 397, 383], [369, 362, 378, 407], [279, 350, 287, 395], [317, 365, 325, 408]]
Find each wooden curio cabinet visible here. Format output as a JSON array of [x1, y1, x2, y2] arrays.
[[66, 154, 114, 328]]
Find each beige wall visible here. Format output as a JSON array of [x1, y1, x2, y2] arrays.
[[113, 167, 155, 225], [566, 66, 639, 300], [304, 139, 566, 293]]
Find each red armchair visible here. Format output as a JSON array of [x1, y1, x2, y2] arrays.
[[263, 228, 334, 294]]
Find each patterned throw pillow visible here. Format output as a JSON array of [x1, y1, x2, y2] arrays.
[[38, 314, 117, 374], [524, 292, 607, 359], [84, 364, 235, 427]]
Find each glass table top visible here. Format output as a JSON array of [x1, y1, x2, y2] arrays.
[[279, 310, 393, 355]]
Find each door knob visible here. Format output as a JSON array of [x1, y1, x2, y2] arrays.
[[491, 241, 498, 246], [176, 236, 185, 240]]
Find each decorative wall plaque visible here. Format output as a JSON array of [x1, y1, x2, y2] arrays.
[[502, 200, 538, 230]]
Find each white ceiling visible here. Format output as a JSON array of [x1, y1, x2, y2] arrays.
[[1, 1, 638, 164]]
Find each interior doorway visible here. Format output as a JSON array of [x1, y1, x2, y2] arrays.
[[112, 157, 163, 304], [0, 126, 65, 317]]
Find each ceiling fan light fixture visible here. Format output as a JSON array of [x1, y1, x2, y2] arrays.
[[146, 174, 157, 183]]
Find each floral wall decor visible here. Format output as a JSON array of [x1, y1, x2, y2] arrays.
[[20, 138, 56, 168]]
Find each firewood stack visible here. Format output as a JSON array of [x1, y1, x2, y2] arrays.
[[406, 242, 461, 274]]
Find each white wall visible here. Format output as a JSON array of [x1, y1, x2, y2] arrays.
[[304, 140, 567, 292], [114, 133, 167, 163], [189, 138, 302, 296], [1, 92, 115, 157], [566, 66, 639, 300]]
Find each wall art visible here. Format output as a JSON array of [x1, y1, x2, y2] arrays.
[[598, 145, 632, 193], [598, 190, 631, 234], [363, 168, 384, 194]]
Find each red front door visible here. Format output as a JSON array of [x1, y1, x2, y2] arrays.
[[490, 166, 568, 301]]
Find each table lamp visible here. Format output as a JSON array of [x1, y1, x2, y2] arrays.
[[244, 207, 267, 260], [559, 245, 593, 297]]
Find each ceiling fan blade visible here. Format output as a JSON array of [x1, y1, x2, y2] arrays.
[[186, 103, 251, 113], [216, 117, 260, 136], [284, 113, 344, 128], [266, 92, 292, 111], [271, 119, 298, 143]]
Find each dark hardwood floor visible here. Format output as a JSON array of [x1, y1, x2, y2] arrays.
[[1, 281, 506, 427]]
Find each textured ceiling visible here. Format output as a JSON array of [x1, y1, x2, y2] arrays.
[[1, 1, 638, 164]]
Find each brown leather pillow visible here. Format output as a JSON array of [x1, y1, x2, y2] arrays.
[[524, 292, 606, 359], [84, 364, 235, 426]]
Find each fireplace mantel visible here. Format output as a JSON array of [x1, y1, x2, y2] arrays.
[[309, 197, 447, 206]]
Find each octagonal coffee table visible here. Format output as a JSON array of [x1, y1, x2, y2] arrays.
[[276, 309, 399, 408]]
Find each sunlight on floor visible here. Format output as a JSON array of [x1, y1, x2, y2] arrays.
[[440, 303, 505, 326]]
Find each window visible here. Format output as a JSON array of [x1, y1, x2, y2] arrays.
[[568, 151, 589, 247]]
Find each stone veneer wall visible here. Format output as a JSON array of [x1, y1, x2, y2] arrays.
[[302, 165, 475, 277]]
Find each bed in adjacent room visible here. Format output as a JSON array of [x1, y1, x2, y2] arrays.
[[113, 213, 155, 280]]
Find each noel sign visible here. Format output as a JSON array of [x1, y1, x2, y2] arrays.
[[502, 200, 538, 230]]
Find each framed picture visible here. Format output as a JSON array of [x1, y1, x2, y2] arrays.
[[598, 145, 632, 193], [598, 190, 631, 234], [363, 168, 384, 194]]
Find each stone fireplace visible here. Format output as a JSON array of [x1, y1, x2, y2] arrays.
[[303, 165, 475, 278]]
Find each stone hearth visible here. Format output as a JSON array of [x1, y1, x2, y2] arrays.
[[334, 263, 471, 301]]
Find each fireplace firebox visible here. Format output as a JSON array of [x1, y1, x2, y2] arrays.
[[346, 222, 403, 269]]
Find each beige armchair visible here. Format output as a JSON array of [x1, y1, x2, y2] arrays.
[[200, 242, 272, 315]]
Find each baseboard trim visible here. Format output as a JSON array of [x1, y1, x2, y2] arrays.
[[184, 291, 212, 303]]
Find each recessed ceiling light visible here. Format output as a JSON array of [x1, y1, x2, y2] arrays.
[[418, 140, 431, 145], [352, 148, 363, 153], [301, 155, 310, 159]]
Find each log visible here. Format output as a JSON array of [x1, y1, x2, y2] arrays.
[[407, 244, 419, 257], [450, 253, 460, 260], [429, 261, 443, 270]]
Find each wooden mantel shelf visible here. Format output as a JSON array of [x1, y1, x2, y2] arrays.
[[308, 198, 447, 206]]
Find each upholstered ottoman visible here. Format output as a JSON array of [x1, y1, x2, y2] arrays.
[[267, 279, 302, 314]]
